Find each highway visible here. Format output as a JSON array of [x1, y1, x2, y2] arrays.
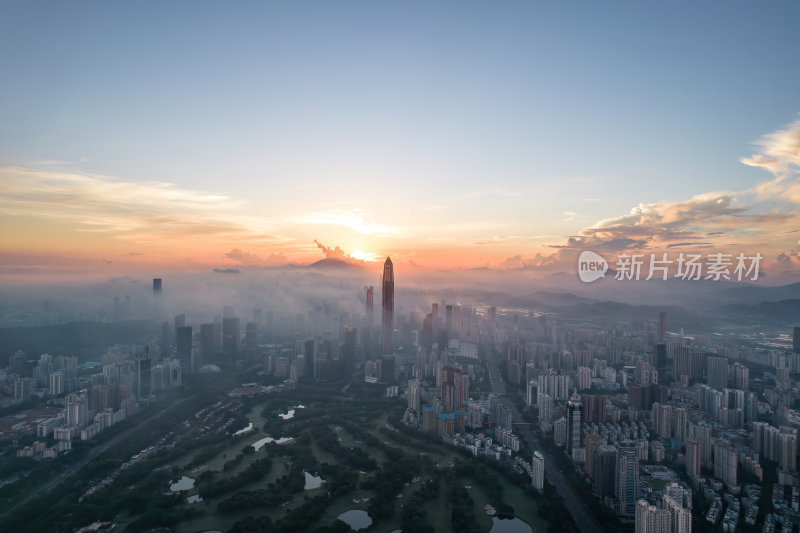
[[487, 363, 602, 533]]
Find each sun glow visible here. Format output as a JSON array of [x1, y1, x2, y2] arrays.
[[351, 250, 377, 262]]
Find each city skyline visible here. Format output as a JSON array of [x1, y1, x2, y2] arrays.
[[3, 3, 800, 533]]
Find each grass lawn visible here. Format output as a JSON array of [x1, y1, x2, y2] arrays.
[[107, 392, 551, 533]]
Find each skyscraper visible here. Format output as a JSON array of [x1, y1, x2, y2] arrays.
[[176, 326, 192, 372], [794, 326, 800, 354], [532, 451, 545, 492], [136, 357, 152, 402], [713, 440, 738, 487], [245, 322, 258, 354], [592, 445, 618, 499], [616, 445, 640, 517], [658, 311, 666, 343], [153, 278, 162, 297], [686, 436, 701, 483], [381, 257, 394, 355], [635, 500, 670, 533], [200, 323, 215, 364], [441, 366, 468, 412], [222, 317, 239, 362], [445, 304, 453, 337], [706, 356, 728, 389], [567, 390, 583, 453], [366, 286, 374, 322]]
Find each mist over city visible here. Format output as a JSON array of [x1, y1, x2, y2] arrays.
[[2, 2, 800, 533]]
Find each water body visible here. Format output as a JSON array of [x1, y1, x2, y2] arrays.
[[304, 470, 325, 490], [489, 516, 533, 533], [234, 422, 254, 435], [252, 436, 293, 451], [279, 404, 306, 420], [169, 476, 195, 492], [336, 509, 372, 531], [186, 494, 203, 503]]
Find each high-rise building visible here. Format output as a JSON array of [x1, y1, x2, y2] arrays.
[[673, 346, 703, 383], [381, 257, 394, 355], [567, 390, 583, 452], [14, 377, 31, 401], [365, 286, 374, 322], [153, 278, 162, 297], [635, 500, 670, 533], [136, 358, 152, 402], [706, 356, 728, 389], [431, 303, 440, 343], [532, 451, 545, 492], [686, 436, 701, 483], [341, 326, 357, 371], [65, 391, 89, 426], [688, 420, 713, 468], [245, 322, 258, 353], [576, 366, 592, 390], [654, 343, 669, 383], [732, 362, 749, 389], [445, 304, 453, 337], [176, 326, 192, 372], [222, 317, 239, 361], [49, 371, 64, 396], [407, 379, 421, 412], [553, 417, 567, 447], [441, 366, 468, 412], [616, 445, 640, 517], [663, 486, 692, 533], [592, 445, 618, 499], [538, 393, 554, 422], [658, 312, 667, 343], [585, 433, 603, 479], [794, 326, 800, 354], [713, 440, 738, 487], [582, 394, 606, 424], [200, 323, 215, 365], [160, 320, 171, 357]]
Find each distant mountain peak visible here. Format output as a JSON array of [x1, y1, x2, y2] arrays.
[[307, 257, 363, 269]]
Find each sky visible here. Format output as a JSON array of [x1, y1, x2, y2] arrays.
[[1, 2, 800, 281]]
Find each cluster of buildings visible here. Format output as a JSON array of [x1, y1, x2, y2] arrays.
[[1, 352, 78, 407], [5, 339, 184, 458], [635, 482, 692, 533], [504, 310, 800, 533]]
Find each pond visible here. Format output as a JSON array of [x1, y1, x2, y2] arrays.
[[278, 404, 306, 420], [336, 509, 372, 531], [252, 436, 293, 451], [304, 470, 325, 490], [234, 422, 254, 436], [186, 494, 203, 504], [489, 516, 533, 533], [169, 476, 195, 492]]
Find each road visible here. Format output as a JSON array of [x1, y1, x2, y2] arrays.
[[487, 362, 602, 533]]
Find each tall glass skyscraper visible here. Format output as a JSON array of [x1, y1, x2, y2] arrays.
[[382, 257, 394, 355]]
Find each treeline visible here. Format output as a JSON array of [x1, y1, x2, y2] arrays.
[[400, 476, 440, 533], [310, 425, 377, 472], [200, 456, 273, 499]]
